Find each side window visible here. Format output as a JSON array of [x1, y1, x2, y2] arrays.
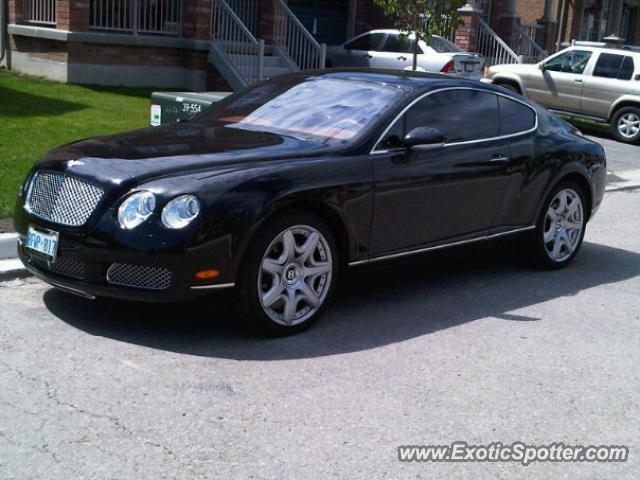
[[593, 53, 625, 78], [544, 50, 592, 74], [376, 115, 406, 150], [618, 56, 635, 80], [498, 97, 536, 135], [345, 33, 385, 51], [380, 34, 413, 53], [405, 90, 499, 143]]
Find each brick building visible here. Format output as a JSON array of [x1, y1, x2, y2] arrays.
[[0, 0, 639, 91]]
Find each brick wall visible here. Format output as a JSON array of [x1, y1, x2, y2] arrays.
[[518, 0, 548, 25], [353, 0, 390, 35]]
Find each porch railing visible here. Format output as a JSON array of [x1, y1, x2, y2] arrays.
[[90, 0, 183, 36], [512, 23, 548, 63], [23, 0, 56, 26], [273, 0, 325, 71], [477, 18, 521, 65], [210, 0, 264, 85]]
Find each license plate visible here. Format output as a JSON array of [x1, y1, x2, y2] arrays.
[[25, 226, 59, 261], [463, 62, 477, 72]]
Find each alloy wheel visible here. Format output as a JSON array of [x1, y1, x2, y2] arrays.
[[617, 112, 640, 139], [543, 188, 584, 263], [258, 225, 333, 326]]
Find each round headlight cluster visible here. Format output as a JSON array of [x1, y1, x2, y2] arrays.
[[161, 195, 201, 229], [117, 192, 200, 230], [118, 191, 156, 230]]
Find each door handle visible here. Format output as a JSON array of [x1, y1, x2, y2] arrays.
[[489, 155, 510, 163], [397, 56, 407, 61], [363, 53, 372, 58], [574, 78, 583, 83]]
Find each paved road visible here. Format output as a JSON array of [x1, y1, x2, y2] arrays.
[[1, 190, 639, 477], [582, 126, 638, 173]]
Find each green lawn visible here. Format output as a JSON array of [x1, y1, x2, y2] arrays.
[[0, 69, 154, 219]]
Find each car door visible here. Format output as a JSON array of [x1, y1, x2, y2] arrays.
[[580, 52, 636, 118], [339, 32, 386, 67], [372, 33, 414, 70], [369, 88, 514, 255], [525, 49, 593, 111]]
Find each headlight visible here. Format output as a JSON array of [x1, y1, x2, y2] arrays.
[[161, 195, 200, 229], [118, 191, 156, 230]]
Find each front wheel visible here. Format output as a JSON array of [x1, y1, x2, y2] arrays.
[[236, 212, 338, 335], [526, 181, 587, 269], [611, 106, 640, 144]]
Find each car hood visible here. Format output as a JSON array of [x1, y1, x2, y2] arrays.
[[35, 122, 334, 186]]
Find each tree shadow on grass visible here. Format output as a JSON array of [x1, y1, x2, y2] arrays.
[[44, 240, 640, 361], [0, 86, 87, 117]]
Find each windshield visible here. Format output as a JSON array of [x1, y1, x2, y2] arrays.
[[193, 76, 402, 144], [429, 35, 463, 53]]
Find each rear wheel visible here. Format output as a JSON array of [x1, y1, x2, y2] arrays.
[[611, 106, 640, 143], [236, 212, 338, 335], [527, 181, 587, 269]]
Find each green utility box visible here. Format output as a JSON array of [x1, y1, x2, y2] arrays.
[[150, 91, 232, 126]]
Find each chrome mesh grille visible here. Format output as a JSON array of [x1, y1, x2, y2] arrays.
[[26, 171, 104, 226], [106, 263, 173, 290], [30, 255, 86, 280]]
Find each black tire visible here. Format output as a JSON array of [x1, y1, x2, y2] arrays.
[[526, 180, 588, 270], [235, 211, 339, 335], [610, 106, 640, 144]]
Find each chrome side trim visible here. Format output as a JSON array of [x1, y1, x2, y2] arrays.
[[370, 86, 539, 155], [348, 225, 536, 266], [190, 283, 235, 290]]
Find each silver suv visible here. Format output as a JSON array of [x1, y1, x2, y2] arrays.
[[484, 44, 640, 143]]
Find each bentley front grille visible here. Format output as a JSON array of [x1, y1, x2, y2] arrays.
[[26, 171, 105, 227]]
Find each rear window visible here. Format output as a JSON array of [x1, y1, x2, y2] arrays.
[[593, 53, 635, 80], [498, 97, 536, 135]]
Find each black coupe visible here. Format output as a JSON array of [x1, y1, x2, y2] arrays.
[[15, 70, 606, 333]]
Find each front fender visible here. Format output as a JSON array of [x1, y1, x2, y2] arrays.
[[490, 73, 525, 94]]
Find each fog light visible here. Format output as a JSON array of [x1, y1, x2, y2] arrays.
[[195, 269, 220, 279]]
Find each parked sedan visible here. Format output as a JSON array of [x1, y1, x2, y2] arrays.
[[15, 69, 606, 334], [484, 44, 640, 143], [326, 29, 485, 79]]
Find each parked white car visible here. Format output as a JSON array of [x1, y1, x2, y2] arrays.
[[326, 29, 485, 79], [484, 44, 640, 143]]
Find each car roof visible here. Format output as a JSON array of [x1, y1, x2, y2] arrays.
[[284, 68, 513, 96], [567, 44, 640, 58]]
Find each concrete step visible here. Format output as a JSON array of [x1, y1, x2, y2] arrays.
[[228, 53, 291, 69]]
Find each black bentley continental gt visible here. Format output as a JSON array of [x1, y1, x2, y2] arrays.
[[15, 69, 606, 334]]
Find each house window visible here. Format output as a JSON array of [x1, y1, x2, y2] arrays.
[[90, 0, 183, 36], [23, 0, 56, 27]]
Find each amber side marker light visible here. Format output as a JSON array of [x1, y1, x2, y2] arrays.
[[195, 270, 220, 279]]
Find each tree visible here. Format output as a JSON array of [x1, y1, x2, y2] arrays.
[[373, 0, 466, 71]]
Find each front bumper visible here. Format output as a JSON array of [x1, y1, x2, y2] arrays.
[[16, 217, 237, 303]]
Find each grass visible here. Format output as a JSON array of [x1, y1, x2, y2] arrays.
[[0, 69, 154, 218]]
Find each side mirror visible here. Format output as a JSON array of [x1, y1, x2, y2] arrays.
[[403, 127, 445, 150], [539, 63, 547, 71]]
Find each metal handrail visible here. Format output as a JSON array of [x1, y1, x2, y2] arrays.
[[477, 18, 521, 65], [273, 0, 325, 70], [210, 0, 264, 85], [513, 23, 548, 63]]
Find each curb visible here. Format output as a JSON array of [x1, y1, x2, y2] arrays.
[[0, 233, 18, 260], [0, 234, 27, 282]]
